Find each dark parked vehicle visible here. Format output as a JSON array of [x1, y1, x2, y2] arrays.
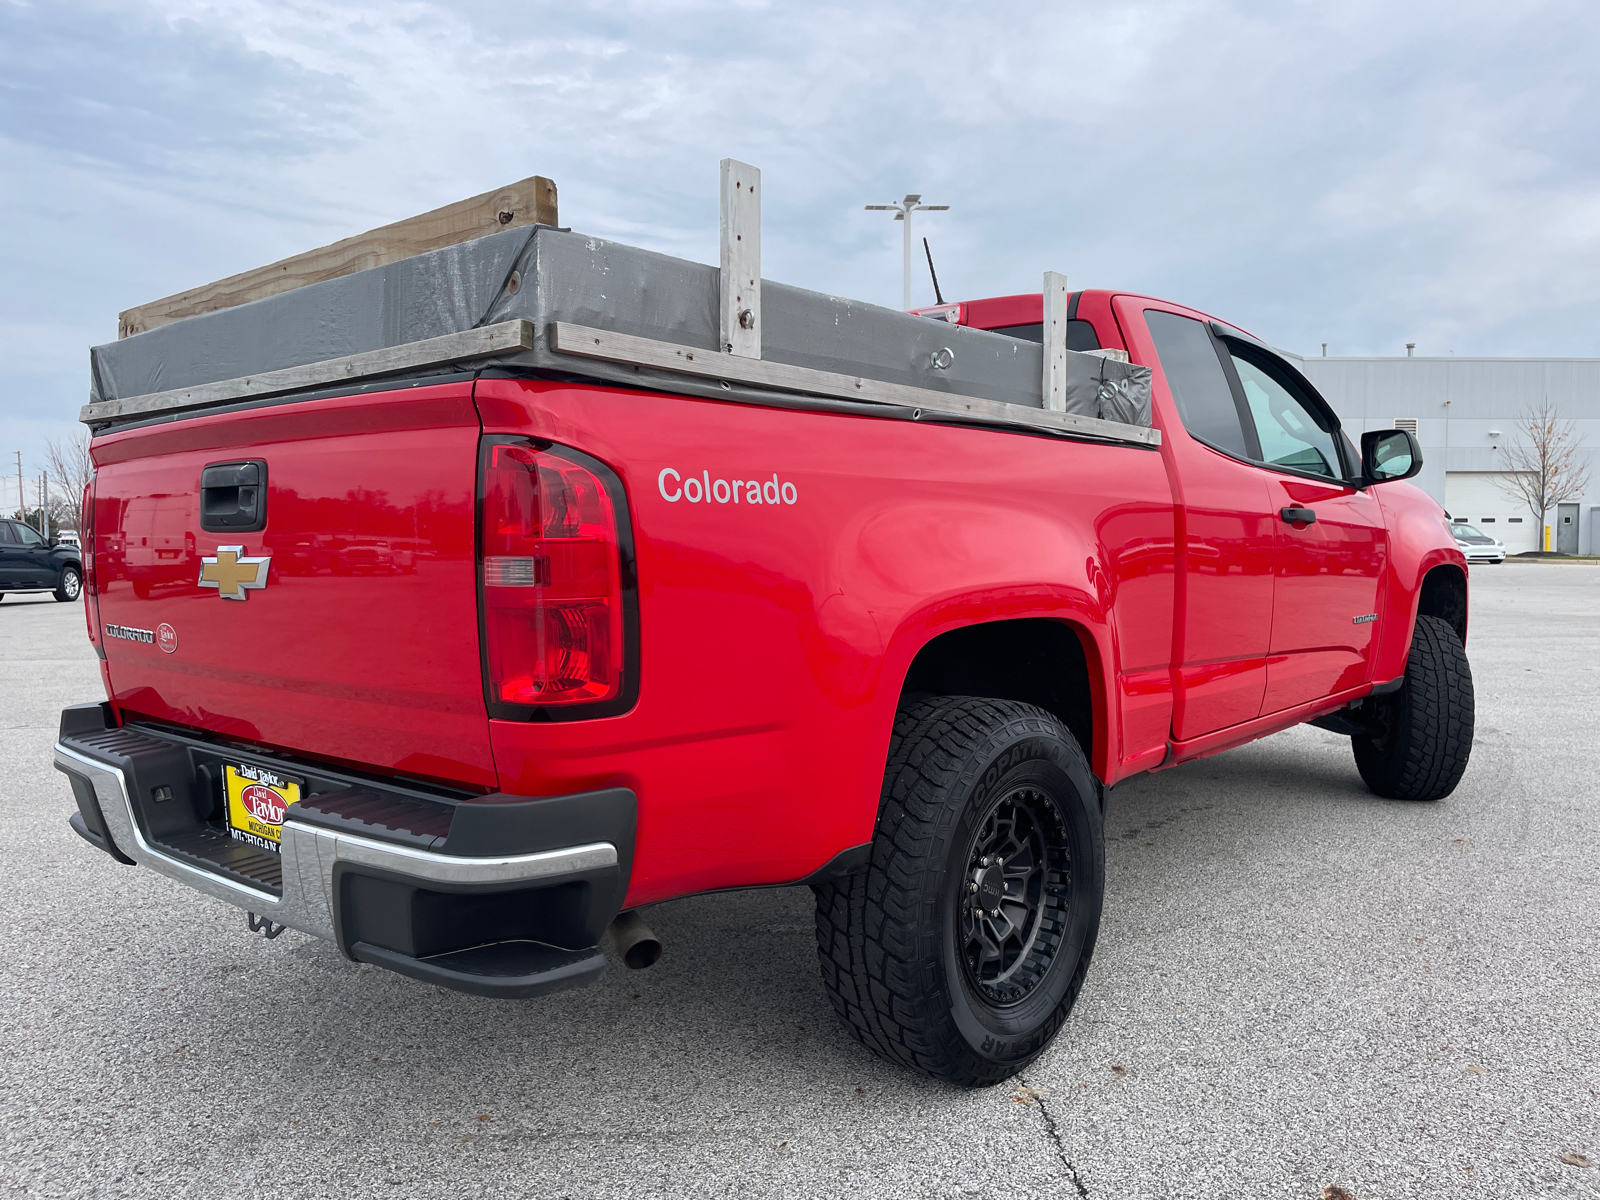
[[0, 520, 83, 602]]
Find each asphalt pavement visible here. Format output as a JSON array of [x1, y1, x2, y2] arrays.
[[2, 564, 1597, 1199]]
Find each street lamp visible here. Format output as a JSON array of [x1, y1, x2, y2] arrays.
[[865, 194, 949, 310]]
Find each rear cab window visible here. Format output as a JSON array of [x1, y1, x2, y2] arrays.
[[1143, 310, 1252, 458], [989, 320, 1100, 351]]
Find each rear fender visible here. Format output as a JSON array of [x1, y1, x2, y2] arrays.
[[871, 530, 1118, 786]]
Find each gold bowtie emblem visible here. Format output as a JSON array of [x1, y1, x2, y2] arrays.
[[198, 546, 271, 600]]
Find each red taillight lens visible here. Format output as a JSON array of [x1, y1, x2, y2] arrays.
[[479, 441, 626, 708]]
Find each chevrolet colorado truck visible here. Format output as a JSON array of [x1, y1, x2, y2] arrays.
[[54, 172, 1472, 1087]]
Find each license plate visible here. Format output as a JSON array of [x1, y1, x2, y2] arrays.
[[223, 763, 301, 854]]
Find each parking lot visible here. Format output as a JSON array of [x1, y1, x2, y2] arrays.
[[2, 563, 1596, 1200]]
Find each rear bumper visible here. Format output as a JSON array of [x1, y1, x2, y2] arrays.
[[54, 704, 634, 999]]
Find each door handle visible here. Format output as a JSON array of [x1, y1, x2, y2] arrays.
[[1280, 507, 1317, 525]]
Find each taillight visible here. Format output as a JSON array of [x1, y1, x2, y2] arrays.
[[477, 438, 634, 714], [81, 479, 95, 594]]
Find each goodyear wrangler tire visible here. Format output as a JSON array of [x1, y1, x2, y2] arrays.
[[813, 696, 1103, 1087], [1353, 614, 1474, 801]]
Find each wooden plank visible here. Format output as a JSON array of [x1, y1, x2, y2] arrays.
[[81, 320, 534, 425], [719, 159, 761, 359], [548, 322, 1161, 447], [1042, 270, 1070, 411], [117, 177, 558, 338]]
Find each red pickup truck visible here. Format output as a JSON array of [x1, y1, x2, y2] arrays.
[[55, 215, 1472, 1088]]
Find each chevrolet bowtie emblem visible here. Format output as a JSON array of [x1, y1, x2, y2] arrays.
[[199, 546, 271, 600]]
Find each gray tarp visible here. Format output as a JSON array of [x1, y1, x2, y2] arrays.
[[90, 226, 1151, 430]]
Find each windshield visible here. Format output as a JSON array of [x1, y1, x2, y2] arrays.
[[1450, 524, 1486, 539]]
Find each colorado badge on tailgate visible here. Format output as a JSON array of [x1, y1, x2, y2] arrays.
[[224, 763, 301, 853]]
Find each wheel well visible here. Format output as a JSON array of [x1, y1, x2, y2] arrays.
[[899, 619, 1095, 766], [1417, 564, 1467, 643]]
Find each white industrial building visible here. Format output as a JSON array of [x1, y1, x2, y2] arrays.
[[1285, 352, 1600, 555]]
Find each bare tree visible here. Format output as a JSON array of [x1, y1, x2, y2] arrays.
[[1498, 401, 1590, 552], [43, 428, 93, 532]]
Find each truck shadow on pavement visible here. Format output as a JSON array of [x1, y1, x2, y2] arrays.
[[249, 729, 1413, 1111]]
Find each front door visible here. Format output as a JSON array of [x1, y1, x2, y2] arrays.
[[9, 520, 56, 587], [0, 521, 19, 585], [1217, 339, 1387, 711]]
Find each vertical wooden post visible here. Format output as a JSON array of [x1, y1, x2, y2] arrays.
[[1043, 271, 1069, 411], [720, 159, 761, 359]]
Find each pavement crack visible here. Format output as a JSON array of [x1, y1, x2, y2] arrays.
[[1021, 1076, 1089, 1197]]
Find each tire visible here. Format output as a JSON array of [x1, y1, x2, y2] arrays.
[[813, 696, 1104, 1087], [53, 566, 82, 603], [1352, 614, 1474, 801]]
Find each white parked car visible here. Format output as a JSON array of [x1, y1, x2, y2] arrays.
[[1449, 522, 1506, 564], [55, 530, 80, 548]]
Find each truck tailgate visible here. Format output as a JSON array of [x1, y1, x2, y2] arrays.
[[89, 382, 496, 789]]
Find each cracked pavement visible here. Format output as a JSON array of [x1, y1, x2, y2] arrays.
[[2, 563, 1597, 1199]]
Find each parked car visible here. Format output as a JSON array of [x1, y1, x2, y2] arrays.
[[1449, 522, 1506, 564], [0, 519, 83, 602], [55, 218, 1475, 1088]]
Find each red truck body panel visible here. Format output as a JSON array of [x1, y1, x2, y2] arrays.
[[474, 377, 1174, 904], [81, 288, 1465, 911]]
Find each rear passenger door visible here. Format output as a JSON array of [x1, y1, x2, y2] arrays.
[[1123, 303, 1278, 741]]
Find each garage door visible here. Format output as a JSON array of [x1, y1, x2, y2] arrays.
[[1444, 472, 1539, 553]]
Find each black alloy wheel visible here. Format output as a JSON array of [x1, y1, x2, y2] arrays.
[[959, 787, 1071, 1007]]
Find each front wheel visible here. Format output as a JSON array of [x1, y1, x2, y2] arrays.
[[813, 696, 1104, 1087], [53, 566, 82, 603], [1353, 614, 1474, 801]]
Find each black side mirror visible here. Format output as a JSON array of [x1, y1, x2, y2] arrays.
[[1360, 429, 1423, 486]]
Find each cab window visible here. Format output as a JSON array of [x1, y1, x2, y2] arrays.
[[1144, 310, 1251, 458], [990, 320, 1100, 351], [13, 522, 45, 546], [1228, 349, 1344, 480]]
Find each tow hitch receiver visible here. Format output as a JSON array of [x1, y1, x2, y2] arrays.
[[247, 912, 288, 940]]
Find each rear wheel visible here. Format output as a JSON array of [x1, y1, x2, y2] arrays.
[[1353, 614, 1474, 801], [54, 566, 82, 603], [813, 696, 1104, 1087]]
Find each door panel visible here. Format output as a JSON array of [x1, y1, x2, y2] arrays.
[[1174, 469, 1278, 734], [1215, 338, 1386, 710], [11, 521, 55, 586], [1262, 477, 1386, 711], [0, 522, 20, 585], [1557, 503, 1579, 554], [1119, 301, 1277, 741]]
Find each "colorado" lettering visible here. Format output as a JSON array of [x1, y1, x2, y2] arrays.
[[658, 468, 798, 507]]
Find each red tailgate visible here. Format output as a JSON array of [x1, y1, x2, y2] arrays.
[[89, 383, 496, 789]]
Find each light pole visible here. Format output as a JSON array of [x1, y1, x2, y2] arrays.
[[865, 194, 949, 310]]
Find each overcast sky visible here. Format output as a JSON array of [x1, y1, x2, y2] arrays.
[[4, 0, 1600, 485]]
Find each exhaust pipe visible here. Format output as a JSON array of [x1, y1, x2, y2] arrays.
[[604, 909, 662, 970]]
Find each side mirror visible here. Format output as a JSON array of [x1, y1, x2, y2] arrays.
[[1360, 429, 1422, 486]]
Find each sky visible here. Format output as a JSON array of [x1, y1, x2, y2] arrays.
[[4, 0, 1600, 487]]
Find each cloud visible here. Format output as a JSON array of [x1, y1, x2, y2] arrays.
[[3, 0, 1599, 477]]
